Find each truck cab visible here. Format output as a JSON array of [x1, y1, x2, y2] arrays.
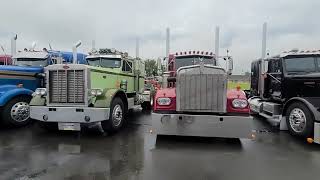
[[0, 50, 87, 127], [0, 55, 12, 65], [30, 48, 146, 133], [249, 49, 320, 144], [152, 51, 253, 139]]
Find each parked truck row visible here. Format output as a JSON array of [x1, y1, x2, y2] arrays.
[[1, 29, 319, 145]]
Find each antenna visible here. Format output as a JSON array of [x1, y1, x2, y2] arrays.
[[31, 42, 37, 51], [92, 40, 96, 51], [135, 37, 140, 59], [48, 43, 53, 50]]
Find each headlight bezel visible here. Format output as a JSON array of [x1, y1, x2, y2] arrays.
[[157, 97, 171, 106], [34, 88, 47, 96], [232, 99, 248, 108], [89, 88, 103, 96]]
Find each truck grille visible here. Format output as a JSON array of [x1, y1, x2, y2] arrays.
[[48, 70, 85, 104], [176, 65, 227, 113]]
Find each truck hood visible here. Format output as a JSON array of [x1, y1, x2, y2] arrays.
[[0, 65, 43, 73]]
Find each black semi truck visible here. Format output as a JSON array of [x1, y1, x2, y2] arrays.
[[248, 49, 320, 144]]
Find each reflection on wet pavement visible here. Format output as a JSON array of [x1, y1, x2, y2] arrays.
[[0, 109, 319, 180]]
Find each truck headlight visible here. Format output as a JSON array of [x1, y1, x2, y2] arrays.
[[157, 97, 171, 106], [34, 88, 47, 96], [232, 99, 248, 108], [90, 89, 103, 96]]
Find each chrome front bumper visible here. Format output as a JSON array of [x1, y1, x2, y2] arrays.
[[30, 106, 110, 123], [152, 113, 253, 139]]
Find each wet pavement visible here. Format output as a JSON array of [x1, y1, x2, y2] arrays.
[[0, 109, 320, 180]]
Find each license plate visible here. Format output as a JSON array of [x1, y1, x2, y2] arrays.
[[58, 123, 81, 131]]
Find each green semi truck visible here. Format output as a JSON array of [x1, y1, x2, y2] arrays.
[[29, 48, 148, 133]]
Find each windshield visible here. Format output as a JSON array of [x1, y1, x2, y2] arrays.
[[15, 58, 48, 67], [87, 57, 121, 68], [175, 56, 215, 69], [284, 57, 316, 73]]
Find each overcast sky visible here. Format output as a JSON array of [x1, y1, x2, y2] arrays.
[[1, 0, 320, 73]]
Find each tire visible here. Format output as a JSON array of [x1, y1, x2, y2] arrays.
[[38, 121, 58, 132], [101, 97, 126, 134], [141, 102, 151, 110], [0, 96, 32, 127], [286, 102, 314, 138]]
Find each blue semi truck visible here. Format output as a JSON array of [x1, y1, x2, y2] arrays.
[[0, 49, 86, 127]]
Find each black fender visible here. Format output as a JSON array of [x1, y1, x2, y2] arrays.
[[283, 97, 320, 123]]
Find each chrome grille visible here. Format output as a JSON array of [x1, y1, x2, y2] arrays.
[[176, 65, 227, 113], [49, 70, 85, 104]]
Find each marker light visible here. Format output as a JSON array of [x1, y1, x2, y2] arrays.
[[176, 52, 178, 55], [189, 51, 191, 54], [210, 52, 213, 55], [201, 51, 204, 54], [232, 99, 248, 108], [180, 52, 183, 55], [206, 52, 208, 55], [184, 52, 187, 55], [157, 97, 171, 106], [193, 51, 196, 54], [197, 51, 200, 54]]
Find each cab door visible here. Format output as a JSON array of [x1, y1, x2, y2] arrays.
[[121, 59, 134, 93], [266, 59, 283, 100]]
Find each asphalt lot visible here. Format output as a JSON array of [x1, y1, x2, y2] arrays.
[[0, 109, 320, 180]]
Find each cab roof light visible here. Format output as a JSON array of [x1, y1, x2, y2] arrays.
[[189, 51, 191, 54], [184, 51, 187, 55], [205, 52, 208, 55], [201, 51, 204, 55], [180, 52, 183, 55], [176, 52, 178, 55], [193, 51, 196, 54], [210, 52, 213, 55], [197, 51, 200, 54]]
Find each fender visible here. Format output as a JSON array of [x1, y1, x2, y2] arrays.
[[0, 85, 33, 106], [94, 89, 127, 108], [284, 97, 320, 122]]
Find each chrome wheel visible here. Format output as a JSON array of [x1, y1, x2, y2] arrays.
[[10, 102, 30, 122], [112, 104, 123, 127], [289, 108, 307, 133]]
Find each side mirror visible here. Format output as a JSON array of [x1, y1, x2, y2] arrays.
[[227, 57, 233, 75]]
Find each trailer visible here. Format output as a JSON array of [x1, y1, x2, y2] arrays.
[[30, 48, 147, 133], [151, 51, 253, 139], [248, 49, 320, 144]]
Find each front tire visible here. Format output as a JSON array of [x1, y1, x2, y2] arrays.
[[141, 102, 151, 110], [0, 96, 32, 127], [286, 102, 314, 138], [101, 97, 126, 134]]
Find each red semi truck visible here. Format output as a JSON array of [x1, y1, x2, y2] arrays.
[[151, 51, 253, 139], [0, 55, 12, 65]]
